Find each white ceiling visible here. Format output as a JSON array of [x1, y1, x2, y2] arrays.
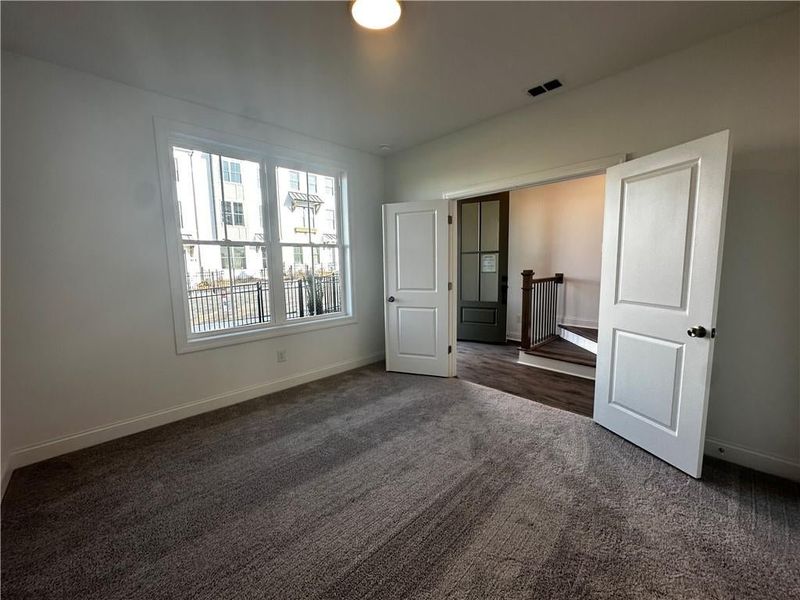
[[1, 1, 792, 154]]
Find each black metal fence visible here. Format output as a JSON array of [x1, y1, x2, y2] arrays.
[[187, 274, 341, 333]]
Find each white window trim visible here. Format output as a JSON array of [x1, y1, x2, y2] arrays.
[[154, 117, 356, 354]]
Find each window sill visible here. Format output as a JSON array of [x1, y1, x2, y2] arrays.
[[176, 313, 357, 354]]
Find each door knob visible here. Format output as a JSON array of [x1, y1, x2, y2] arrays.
[[687, 326, 707, 338], [387, 296, 395, 303]]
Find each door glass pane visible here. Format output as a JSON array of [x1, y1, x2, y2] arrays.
[[480, 200, 500, 251], [480, 252, 498, 302], [461, 203, 480, 252], [461, 254, 479, 301]]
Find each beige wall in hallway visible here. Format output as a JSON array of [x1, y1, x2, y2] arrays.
[[507, 175, 605, 340]]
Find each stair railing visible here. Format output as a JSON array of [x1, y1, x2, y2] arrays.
[[520, 270, 564, 350]]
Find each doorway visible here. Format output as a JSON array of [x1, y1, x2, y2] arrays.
[[385, 132, 732, 477], [455, 174, 604, 417]]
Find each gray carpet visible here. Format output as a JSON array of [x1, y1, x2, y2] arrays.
[[2, 364, 798, 599]]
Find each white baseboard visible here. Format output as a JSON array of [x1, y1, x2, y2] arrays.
[[704, 437, 800, 482], [517, 351, 596, 380], [1, 352, 385, 498]]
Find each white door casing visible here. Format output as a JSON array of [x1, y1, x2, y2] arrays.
[[383, 200, 451, 377], [594, 130, 732, 478]]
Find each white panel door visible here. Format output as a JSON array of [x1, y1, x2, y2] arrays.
[[383, 200, 451, 377], [594, 130, 732, 478]]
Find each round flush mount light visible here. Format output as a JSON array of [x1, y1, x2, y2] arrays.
[[351, 0, 402, 30]]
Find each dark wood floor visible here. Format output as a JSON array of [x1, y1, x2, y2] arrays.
[[559, 324, 598, 343], [527, 337, 597, 367], [457, 340, 595, 417]]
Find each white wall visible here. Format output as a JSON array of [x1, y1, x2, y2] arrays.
[[387, 11, 800, 479], [1, 52, 385, 487], [507, 175, 605, 340]]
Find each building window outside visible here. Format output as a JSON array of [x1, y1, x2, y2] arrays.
[[222, 159, 242, 184], [221, 246, 247, 270], [288, 170, 300, 191], [308, 174, 317, 194], [293, 246, 304, 266], [223, 201, 245, 226]]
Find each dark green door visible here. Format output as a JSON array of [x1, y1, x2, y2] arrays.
[[457, 192, 509, 343]]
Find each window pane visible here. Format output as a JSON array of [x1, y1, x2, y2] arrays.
[[276, 167, 337, 245], [222, 159, 242, 184], [281, 246, 341, 320], [315, 175, 337, 246], [183, 244, 270, 333], [173, 147, 264, 244]]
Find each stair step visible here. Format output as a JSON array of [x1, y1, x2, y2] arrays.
[[558, 324, 598, 343], [525, 337, 597, 368]]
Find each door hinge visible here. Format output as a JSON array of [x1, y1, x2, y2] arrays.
[[448, 345, 452, 354], [448, 282, 453, 291], [448, 215, 453, 224]]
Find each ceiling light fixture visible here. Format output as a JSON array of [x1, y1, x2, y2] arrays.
[[351, 0, 402, 30]]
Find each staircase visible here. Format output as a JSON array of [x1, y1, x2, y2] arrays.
[[519, 324, 597, 380], [517, 270, 598, 380]]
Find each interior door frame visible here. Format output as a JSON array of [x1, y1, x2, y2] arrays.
[[442, 153, 626, 369]]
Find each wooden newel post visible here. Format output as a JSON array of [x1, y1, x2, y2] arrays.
[[520, 270, 534, 350]]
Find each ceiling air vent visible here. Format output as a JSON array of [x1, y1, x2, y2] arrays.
[[528, 78, 562, 98]]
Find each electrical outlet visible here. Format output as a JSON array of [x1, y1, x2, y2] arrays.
[[277, 350, 287, 363]]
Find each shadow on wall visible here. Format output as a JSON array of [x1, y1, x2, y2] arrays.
[[561, 277, 601, 327], [708, 145, 799, 458]]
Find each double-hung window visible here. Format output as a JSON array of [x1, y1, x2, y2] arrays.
[[223, 200, 245, 226], [161, 125, 351, 352], [222, 159, 242, 184], [288, 170, 300, 191]]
